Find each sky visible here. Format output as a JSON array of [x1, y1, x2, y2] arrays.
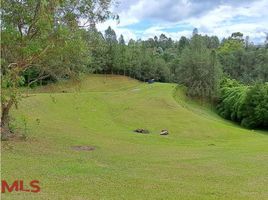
[[96, 0, 268, 44]]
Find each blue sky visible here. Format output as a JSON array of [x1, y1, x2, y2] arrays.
[[96, 0, 268, 44]]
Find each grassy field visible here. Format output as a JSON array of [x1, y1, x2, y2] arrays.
[[1, 75, 268, 200]]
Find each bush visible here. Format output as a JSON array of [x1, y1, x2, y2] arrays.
[[240, 84, 268, 128], [217, 79, 268, 129]]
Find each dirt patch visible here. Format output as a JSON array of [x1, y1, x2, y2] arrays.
[[132, 88, 140, 92], [134, 128, 149, 134], [71, 146, 95, 151], [208, 143, 216, 146]]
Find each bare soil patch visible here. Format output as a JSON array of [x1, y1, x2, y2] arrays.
[[134, 128, 149, 134], [71, 146, 95, 151]]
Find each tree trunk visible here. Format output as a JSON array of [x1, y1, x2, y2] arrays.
[[1, 98, 14, 140]]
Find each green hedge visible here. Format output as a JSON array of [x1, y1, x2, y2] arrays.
[[217, 79, 268, 129]]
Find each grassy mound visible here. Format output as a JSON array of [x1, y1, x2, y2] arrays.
[[2, 75, 268, 200]]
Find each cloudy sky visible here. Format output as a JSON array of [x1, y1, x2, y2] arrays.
[[96, 0, 268, 44]]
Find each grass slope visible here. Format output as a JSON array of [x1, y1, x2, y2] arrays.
[[2, 75, 268, 200]]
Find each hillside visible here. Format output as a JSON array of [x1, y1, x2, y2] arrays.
[[2, 75, 268, 200]]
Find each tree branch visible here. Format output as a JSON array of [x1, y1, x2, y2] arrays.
[[27, 1, 41, 38], [28, 74, 50, 87]]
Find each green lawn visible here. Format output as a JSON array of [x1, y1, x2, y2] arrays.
[[1, 75, 268, 200]]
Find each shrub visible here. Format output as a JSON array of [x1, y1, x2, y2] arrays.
[[217, 79, 268, 129]]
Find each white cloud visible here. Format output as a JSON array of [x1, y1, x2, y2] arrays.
[[183, 0, 268, 42], [96, 0, 268, 43]]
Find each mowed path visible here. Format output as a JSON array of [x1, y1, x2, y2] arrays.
[[2, 75, 268, 200]]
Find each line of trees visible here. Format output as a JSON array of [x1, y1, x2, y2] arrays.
[[21, 26, 268, 128], [1, 1, 268, 139], [86, 27, 267, 100], [6, 24, 267, 94]]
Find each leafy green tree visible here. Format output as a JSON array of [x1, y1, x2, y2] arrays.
[[178, 36, 189, 51], [218, 33, 268, 84], [158, 34, 173, 50], [105, 26, 118, 44], [177, 35, 222, 98], [204, 35, 220, 49], [118, 34, 125, 45], [254, 48, 268, 82], [231, 32, 244, 42], [217, 34, 244, 81], [1, 0, 114, 139], [104, 26, 117, 73], [240, 84, 268, 128]]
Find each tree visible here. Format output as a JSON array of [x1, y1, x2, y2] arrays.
[[177, 35, 222, 99], [207, 36, 220, 49], [105, 26, 117, 44], [154, 36, 159, 47], [231, 32, 244, 42], [254, 48, 268, 82], [217, 35, 244, 81], [177, 36, 189, 52], [118, 34, 125, 45], [218, 33, 268, 84], [192, 28, 198, 36], [265, 33, 268, 48], [217, 79, 268, 129], [154, 58, 170, 82], [86, 30, 108, 73], [104, 26, 118, 74], [245, 36, 250, 49], [159, 34, 171, 50], [113, 35, 127, 75], [144, 38, 156, 48], [1, 0, 114, 139], [240, 83, 268, 128]]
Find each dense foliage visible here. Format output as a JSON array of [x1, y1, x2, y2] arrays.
[[84, 28, 267, 129], [86, 28, 268, 85], [217, 79, 268, 128], [176, 34, 221, 98], [218, 33, 268, 84]]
